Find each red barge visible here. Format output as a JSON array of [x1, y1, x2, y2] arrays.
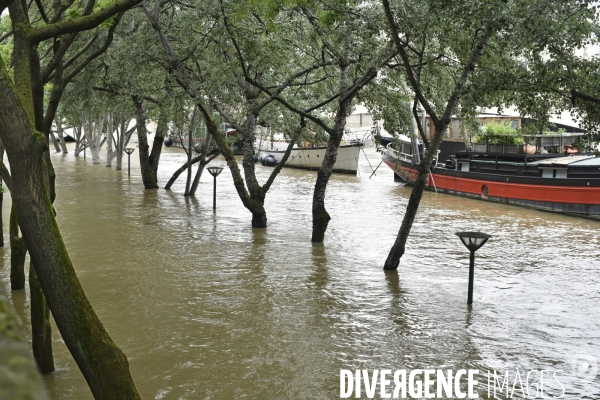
[[382, 135, 600, 220]]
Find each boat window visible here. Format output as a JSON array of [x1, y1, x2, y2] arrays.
[[402, 143, 412, 155]]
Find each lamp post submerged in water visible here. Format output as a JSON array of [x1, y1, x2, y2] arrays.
[[455, 231, 491, 305], [124, 148, 135, 176], [207, 166, 224, 211]]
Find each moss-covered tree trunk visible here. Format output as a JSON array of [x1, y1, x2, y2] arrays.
[[1, 19, 140, 399], [29, 260, 54, 373], [0, 139, 4, 247], [0, 279, 50, 400], [9, 203, 26, 290], [0, 184, 3, 248]]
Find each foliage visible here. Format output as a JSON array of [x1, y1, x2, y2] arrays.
[[474, 121, 525, 145]]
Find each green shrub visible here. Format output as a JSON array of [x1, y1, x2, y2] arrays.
[[473, 121, 524, 145]]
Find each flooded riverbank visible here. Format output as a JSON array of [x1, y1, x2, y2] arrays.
[[2, 144, 599, 399]]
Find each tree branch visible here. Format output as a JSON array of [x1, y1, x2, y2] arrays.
[[262, 118, 305, 193], [63, 13, 123, 85], [31, 0, 142, 43]]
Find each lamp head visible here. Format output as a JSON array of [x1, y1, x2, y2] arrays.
[[455, 231, 491, 252], [207, 166, 224, 177], [124, 148, 135, 155]]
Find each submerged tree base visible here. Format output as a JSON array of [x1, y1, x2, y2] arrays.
[[311, 208, 331, 243], [251, 211, 267, 228]]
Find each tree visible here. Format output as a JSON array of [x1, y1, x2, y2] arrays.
[[0, 0, 143, 396], [244, 1, 397, 241], [380, 0, 598, 270], [142, 0, 326, 227]]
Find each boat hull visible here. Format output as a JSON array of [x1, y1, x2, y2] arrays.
[[263, 144, 361, 174], [383, 155, 600, 219]]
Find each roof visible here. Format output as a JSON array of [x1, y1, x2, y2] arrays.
[[567, 157, 600, 168], [537, 156, 595, 167]]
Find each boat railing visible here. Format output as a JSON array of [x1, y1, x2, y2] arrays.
[[385, 143, 414, 163]]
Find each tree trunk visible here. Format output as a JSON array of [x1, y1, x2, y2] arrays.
[[29, 260, 54, 373], [148, 107, 167, 179], [311, 58, 352, 242], [381, 1, 493, 269], [310, 138, 340, 242], [0, 279, 50, 400], [116, 116, 125, 170], [74, 125, 85, 156], [55, 121, 68, 154], [383, 160, 431, 270], [251, 206, 267, 228], [132, 96, 158, 188], [165, 155, 204, 190], [0, 139, 4, 247], [49, 130, 61, 152], [184, 107, 198, 196], [9, 202, 26, 290], [0, 186, 3, 248], [1, 48, 141, 400], [189, 133, 212, 195], [106, 114, 113, 167]]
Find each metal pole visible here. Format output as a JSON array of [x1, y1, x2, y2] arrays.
[[213, 176, 217, 210], [127, 153, 131, 176], [467, 250, 475, 305]]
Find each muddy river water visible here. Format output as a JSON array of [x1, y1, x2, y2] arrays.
[[1, 144, 599, 399]]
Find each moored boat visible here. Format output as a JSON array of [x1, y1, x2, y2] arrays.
[[258, 143, 362, 174], [383, 134, 600, 219]]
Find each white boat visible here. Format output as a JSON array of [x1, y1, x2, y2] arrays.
[[258, 143, 362, 174]]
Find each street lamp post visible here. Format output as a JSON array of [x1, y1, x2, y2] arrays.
[[455, 231, 492, 305], [124, 148, 135, 176], [207, 166, 224, 210]]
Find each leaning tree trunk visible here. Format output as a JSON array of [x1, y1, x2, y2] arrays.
[[189, 133, 213, 195], [55, 120, 69, 154], [1, 49, 141, 399], [9, 202, 26, 290], [383, 154, 433, 270], [74, 125, 85, 156], [29, 260, 54, 373], [0, 278, 50, 400], [132, 96, 158, 188], [381, 1, 493, 270], [165, 155, 204, 190], [184, 107, 198, 196], [49, 130, 61, 152]]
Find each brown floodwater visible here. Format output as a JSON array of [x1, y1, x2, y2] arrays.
[[1, 143, 599, 399]]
